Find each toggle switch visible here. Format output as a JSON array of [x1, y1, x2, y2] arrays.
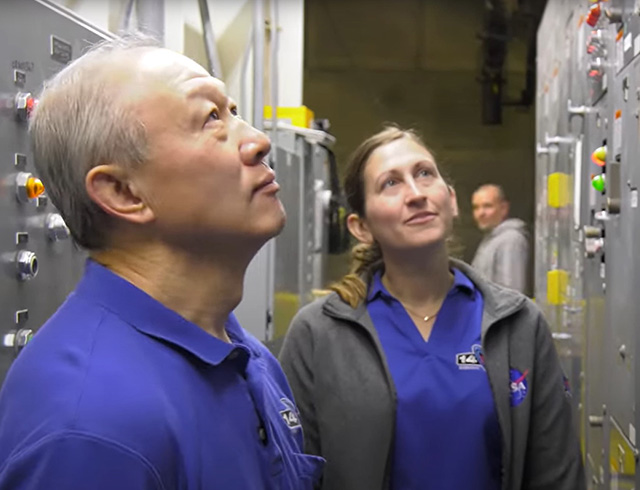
[[588, 68, 603, 79], [592, 174, 606, 192], [587, 30, 605, 56], [591, 146, 607, 166], [3, 328, 34, 354], [15, 172, 45, 203], [14, 92, 36, 122], [586, 3, 602, 27], [585, 237, 605, 258], [45, 213, 70, 241]]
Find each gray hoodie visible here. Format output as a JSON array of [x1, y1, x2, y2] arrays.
[[279, 259, 585, 490], [472, 218, 529, 294]]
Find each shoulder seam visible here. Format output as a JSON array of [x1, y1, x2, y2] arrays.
[[71, 308, 109, 426]]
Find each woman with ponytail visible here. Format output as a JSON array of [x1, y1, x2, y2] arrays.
[[279, 126, 584, 490]]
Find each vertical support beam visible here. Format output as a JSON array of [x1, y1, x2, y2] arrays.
[[197, 0, 224, 78], [136, 0, 165, 43], [252, 0, 265, 131], [269, 0, 279, 165]]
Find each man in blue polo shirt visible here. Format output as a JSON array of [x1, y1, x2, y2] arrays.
[[0, 35, 323, 489]]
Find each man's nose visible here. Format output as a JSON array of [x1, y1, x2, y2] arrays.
[[239, 124, 272, 166]]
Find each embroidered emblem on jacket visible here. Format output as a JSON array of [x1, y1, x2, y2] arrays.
[[562, 374, 571, 397], [509, 369, 529, 407]]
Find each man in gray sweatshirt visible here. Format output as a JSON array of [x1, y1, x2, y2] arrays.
[[471, 184, 529, 294]]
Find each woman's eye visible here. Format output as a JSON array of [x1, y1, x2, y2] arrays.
[[382, 179, 397, 189], [208, 110, 220, 121], [230, 106, 239, 117]]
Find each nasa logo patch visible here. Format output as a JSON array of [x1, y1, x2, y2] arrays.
[[509, 368, 529, 407]]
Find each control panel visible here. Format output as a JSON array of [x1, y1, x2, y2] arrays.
[[0, 0, 110, 384]]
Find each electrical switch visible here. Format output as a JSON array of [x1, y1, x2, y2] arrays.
[[14, 92, 36, 122], [3, 328, 34, 353], [587, 30, 605, 56], [591, 145, 607, 166], [46, 213, 70, 241], [16, 172, 45, 203], [585, 237, 605, 258], [15, 250, 38, 281], [592, 174, 606, 192], [588, 68, 602, 79], [586, 3, 602, 27]]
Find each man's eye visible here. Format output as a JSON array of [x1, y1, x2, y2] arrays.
[[417, 168, 432, 177], [230, 107, 239, 117], [208, 110, 220, 121]]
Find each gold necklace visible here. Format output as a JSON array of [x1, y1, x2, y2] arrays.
[[381, 274, 451, 323], [400, 303, 440, 322]]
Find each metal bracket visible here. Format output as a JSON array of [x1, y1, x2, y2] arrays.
[[545, 133, 575, 146], [568, 99, 598, 118]]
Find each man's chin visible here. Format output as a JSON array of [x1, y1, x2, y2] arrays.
[[258, 209, 287, 240]]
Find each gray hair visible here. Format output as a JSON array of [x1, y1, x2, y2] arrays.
[[29, 33, 161, 250], [474, 183, 507, 203]]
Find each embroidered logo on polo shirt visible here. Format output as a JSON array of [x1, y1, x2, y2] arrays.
[[456, 344, 485, 370], [279, 398, 301, 431], [509, 369, 529, 407]]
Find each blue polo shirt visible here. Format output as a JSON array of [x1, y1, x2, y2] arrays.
[[0, 260, 323, 489], [367, 268, 501, 490]]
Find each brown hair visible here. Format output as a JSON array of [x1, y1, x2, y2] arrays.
[[329, 125, 438, 307]]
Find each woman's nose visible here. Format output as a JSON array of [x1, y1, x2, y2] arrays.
[[405, 180, 426, 204]]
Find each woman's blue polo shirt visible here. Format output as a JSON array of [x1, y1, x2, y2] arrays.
[[367, 268, 501, 490]]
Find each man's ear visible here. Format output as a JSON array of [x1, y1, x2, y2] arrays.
[[448, 185, 459, 218], [502, 200, 510, 218], [346, 213, 374, 244], [85, 165, 155, 224]]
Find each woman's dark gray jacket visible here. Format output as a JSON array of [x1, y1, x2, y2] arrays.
[[279, 259, 586, 490]]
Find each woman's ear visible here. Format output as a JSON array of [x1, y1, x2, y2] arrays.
[[346, 213, 374, 244], [448, 185, 459, 218]]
